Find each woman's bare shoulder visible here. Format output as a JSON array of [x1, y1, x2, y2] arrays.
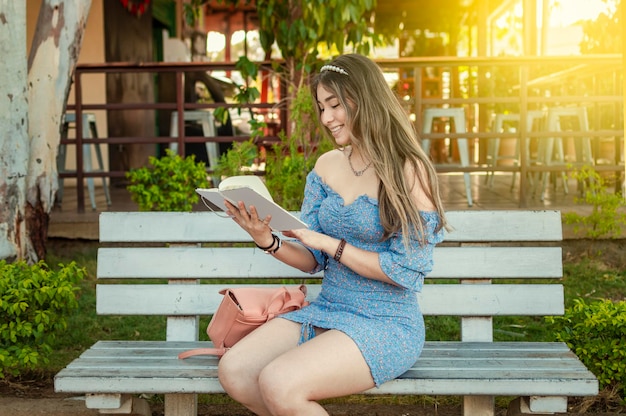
[[314, 148, 344, 175]]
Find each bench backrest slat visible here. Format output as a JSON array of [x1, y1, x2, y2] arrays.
[[98, 210, 562, 243], [97, 246, 562, 280], [96, 283, 564, 316], [444, 210, 562, 242]]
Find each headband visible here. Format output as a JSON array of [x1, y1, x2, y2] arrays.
[[320, 64, 348, 76]]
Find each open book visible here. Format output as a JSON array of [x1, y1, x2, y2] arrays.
[[196, 176, 308, 231]]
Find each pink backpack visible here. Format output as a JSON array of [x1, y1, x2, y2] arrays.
[[179, 285, 309, 358]]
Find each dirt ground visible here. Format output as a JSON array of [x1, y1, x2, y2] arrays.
[[1, 239, 625, 416], [0, 379, 623, 416], [0, 377, 466, 415], [560, 238, 626, 271]]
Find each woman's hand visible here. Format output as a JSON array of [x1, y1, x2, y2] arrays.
[[282, 228, 335, 254], [224, 200, 274, 247]]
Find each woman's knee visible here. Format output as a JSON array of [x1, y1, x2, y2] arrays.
[[218, 352, 254, 399], [257, 362, 300, 414]]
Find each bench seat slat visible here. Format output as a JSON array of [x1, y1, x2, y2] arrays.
[[77, 340, 580, 359], [96, 283, 564, 316], [54, 341, 597, 397], [98, 211, 563, 243], [53, 374, 598, 397], [64, 357, 592, 373], [97, 247, 563, 280], [58, 364, 595, 383]]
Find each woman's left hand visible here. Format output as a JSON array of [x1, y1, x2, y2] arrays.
[[282, 228, 334, 253]]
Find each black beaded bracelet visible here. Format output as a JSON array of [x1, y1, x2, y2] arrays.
[[334, 238, 347, 262], [255, 235, 276, 250], [266, 235, 282, 254]]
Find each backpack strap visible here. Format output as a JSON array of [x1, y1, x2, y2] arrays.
[[178, 346, 227, 359]]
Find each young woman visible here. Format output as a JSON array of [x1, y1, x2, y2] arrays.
[[219, 53, 448, 416]]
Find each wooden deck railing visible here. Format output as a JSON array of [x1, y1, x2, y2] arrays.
[[375, 55, 623, 206], [63, 55, 623, 211], [63, 60, 285, 212]]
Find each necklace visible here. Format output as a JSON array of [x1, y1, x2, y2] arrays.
[[347, 147, 372, 177]]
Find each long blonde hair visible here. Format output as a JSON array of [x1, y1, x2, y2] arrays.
[[312, 54, 448, 246]]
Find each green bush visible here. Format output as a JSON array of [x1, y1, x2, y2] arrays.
[[215, 87, 332, 211], [264, 87, 332, 210], [563, 165, 626, 239], [126, 149, 210, 211], [0, 260, 85, 378], [547, 298, 626, 399], [214, 139, 259, 178]]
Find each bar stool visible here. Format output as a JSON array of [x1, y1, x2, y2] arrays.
[[486, 110, 545, 189], [421, 107, 472, 206], [169, 111, 220, 183], [169, 111, 219, 168], [57, 112, 111, 210], [535, 106, 593, 200]]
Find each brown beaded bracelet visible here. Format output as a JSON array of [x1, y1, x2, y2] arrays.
[[334, 238, 347, 262]]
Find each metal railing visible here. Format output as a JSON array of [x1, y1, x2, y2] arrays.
[[63, 55, 623, 211], [63, 60, 285, 212]]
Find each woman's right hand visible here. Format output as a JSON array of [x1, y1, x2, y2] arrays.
[[224, 200, 274, 247]]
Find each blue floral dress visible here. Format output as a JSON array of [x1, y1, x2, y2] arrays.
[[282, 170, 444, 387]]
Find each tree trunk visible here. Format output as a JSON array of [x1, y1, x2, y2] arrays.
[[0, 1, 30, 262], [103, 1, 155, 185], [23, 0, 92, 262]]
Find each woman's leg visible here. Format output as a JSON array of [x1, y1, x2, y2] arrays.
[[257, 329, 375, 416], [218, 318, 303, 415]]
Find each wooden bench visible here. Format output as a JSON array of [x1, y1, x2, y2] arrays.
[[54, 210, 598, 416]]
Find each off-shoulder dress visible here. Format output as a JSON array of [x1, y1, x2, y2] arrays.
[[282, 170, 444, 386]]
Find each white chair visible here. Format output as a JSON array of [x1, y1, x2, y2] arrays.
[[169, 110, 220, 185], [57, 112, 111, 210], [421, 107, 473, 206], [535, 106, 593, 200], [486, 110, 545, 189]]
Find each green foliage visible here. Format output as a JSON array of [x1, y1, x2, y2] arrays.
[[213, 55, 266, 141], [187, 2, 378, 200], [214, 139, 259, 178], [126, 149, 210, 212], [580, 0, 622, 53], [215, 86, 332, 210], [256, 0, 378, 67], [547, 298, 626, 399], [0, 260, 85, 378], [289, 86, 322, 155], [214, 56, 260, 118], [181, 0, 207, 27], [201, 0, 379, 96], [264, 132, 311, 211], [264, 88, 332, 210], [563, 165, 626, 239]]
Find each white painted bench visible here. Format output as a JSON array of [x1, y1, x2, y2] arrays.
[[54, 210, 598, 416]]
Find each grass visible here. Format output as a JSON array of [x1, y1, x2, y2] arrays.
[[42, 239, 626, 370], [36, 238, 626, 411]]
